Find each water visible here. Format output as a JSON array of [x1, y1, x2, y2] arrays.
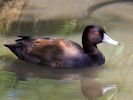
[[0, 0, 133, 100]]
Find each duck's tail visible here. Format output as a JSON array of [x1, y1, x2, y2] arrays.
[[4, 36, 30, 59], [4, 44, 41, 64], [4, 44, 23, 59]]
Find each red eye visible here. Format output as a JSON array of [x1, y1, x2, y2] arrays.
[[95, 32, 100, 35]]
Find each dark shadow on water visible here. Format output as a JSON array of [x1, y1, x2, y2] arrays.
[[10, 20, 62, 35], [4, 59, 103, 81], [9, 20, 73, 36], [4, 59, 106, 99]]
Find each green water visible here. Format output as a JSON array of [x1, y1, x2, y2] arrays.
[[0, 0, 133, 100]]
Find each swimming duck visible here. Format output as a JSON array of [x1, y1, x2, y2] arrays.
[[4, 25, 119, 68]]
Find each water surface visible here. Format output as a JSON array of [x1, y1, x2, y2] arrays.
[[0, 0, 133, 100]]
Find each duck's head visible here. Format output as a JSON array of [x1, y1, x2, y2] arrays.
[[82, 25, 120, 46]]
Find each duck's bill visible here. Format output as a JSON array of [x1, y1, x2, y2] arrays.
[[102, 33, 120, 45]]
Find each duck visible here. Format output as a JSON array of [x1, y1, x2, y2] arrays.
[[4, 25, 119, 68]]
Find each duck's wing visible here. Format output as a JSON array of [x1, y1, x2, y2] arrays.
[[4, 36, 41, 64], [17, 35, 31, 39], [26, 38, 63, 62], [16, 36, 50, 43]]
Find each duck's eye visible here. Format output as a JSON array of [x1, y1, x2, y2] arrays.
[[95, 32, 100, 36]]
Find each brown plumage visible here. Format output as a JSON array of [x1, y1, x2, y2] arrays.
[[4, 25, 119, 68]]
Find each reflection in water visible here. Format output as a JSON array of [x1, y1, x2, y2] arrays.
[[0, 0, 133, 99], [81, 78, 103, 100], [81, 77, 118, 100], [4, 59, 117, 99], [5, 60, 87, 81]]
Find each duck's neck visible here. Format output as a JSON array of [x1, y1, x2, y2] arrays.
[[83, 44, 105, 65]]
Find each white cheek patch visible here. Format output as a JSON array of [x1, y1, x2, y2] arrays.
[[102, 33, 120, 45]]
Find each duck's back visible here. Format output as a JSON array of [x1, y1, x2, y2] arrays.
[[5, 36, 92, 68]]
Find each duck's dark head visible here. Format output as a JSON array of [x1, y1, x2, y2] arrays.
[[82, 25, 120, 65], [82, 25, 119, 47]]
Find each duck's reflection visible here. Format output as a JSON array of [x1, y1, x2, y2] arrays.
[[4, 60, 116, 99], [4, 60, 101, 80], [81, 78, 102, 100]]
